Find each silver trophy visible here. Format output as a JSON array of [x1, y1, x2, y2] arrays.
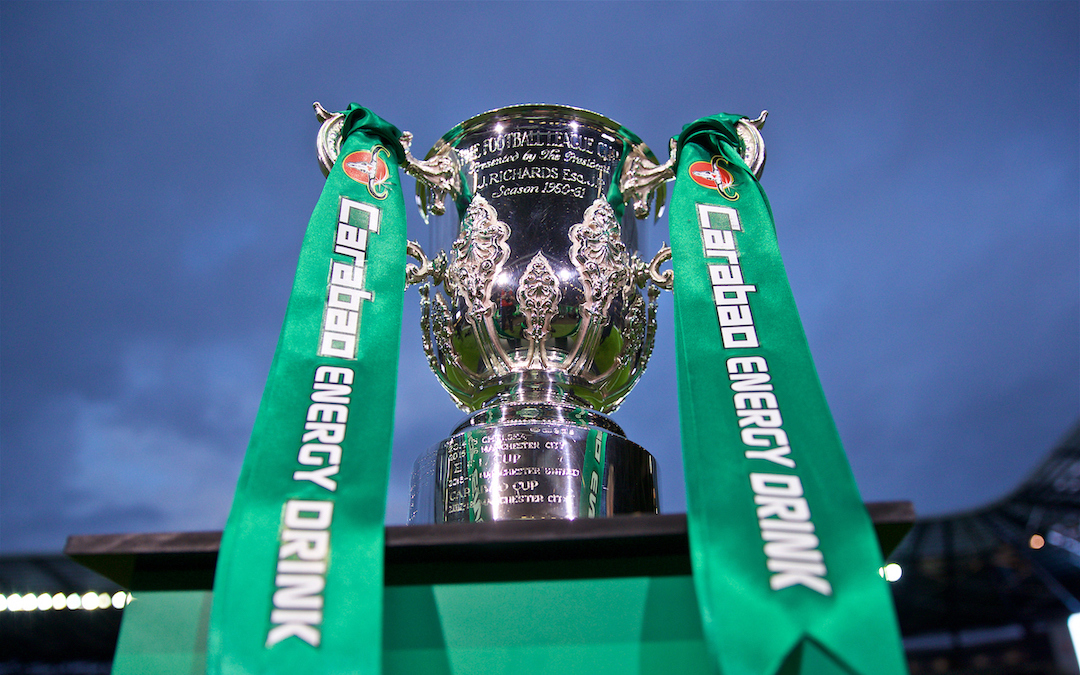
[[315, 104, 765, 523]]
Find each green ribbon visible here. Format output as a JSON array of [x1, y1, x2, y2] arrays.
[[207, 104, 407, 675], [668, 114, 907, 675], [206, 104, 905, 675]]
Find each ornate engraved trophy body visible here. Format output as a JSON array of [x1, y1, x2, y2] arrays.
[[404, 106, 677, 523], [315, 104, 764, 524]]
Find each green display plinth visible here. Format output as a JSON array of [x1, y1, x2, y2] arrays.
[[66, 508, 913, 675]]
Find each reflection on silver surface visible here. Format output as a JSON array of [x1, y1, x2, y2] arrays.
[[405, 106, 668, 523], [409, 401, 658, 524], [414, 106, 666, 415]]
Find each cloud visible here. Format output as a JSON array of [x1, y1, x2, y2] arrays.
[[1, 337, 263, 552]]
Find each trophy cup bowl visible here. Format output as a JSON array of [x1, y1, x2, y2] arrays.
[[404, 105, 672, 524]]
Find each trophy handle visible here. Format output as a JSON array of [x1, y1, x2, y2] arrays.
[[618, 111, 769, 220], [621, 139, 678, 220], [635, 245, 673, 292], [313, 103, 461, 218], [737, 111, 768, 179], [314, 102, 344, 177], [399, 132, 461, 220], [405, 240, 445, 287]]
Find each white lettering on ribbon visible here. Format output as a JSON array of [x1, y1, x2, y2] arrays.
[[700, 202, 833, 597], [318, 198, 378, 359]]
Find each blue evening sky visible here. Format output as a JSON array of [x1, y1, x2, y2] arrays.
[[1, 1, 1077, 553]]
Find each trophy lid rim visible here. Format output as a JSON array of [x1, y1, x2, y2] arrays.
[[430, 104, 653, 156]]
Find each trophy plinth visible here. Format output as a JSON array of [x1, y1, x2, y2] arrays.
[[400, 105, 673, 523], [409, 373, 658, 523]]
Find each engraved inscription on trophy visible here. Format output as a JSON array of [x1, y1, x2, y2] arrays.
[[464, 126, 620, 204], [439, 425, 588, 521]]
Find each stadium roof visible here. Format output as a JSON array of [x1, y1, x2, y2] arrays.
[[890, 422, 1080, 637]]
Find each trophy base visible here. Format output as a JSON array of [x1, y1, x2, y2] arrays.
[[409, 402, 659, 524]]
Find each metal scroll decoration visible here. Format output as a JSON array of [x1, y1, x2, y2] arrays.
[[517, 252, 562, 370]]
